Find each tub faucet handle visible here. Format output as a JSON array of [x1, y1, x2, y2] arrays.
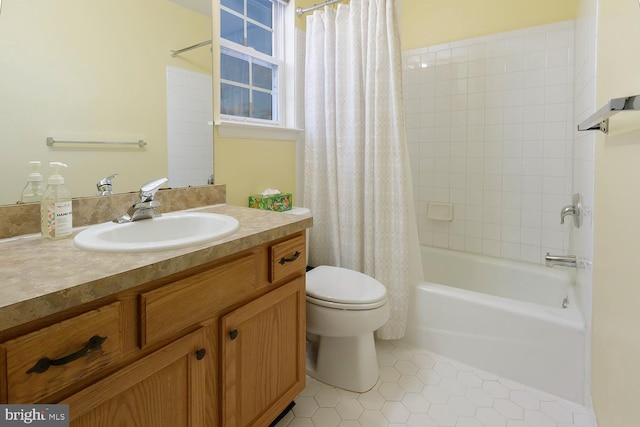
[[560, 205, 576, 224], [559, 193, 582, 228]]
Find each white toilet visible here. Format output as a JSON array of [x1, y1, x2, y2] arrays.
[[286, 208, 390, 393]]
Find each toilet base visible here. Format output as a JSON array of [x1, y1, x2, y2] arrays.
[[306, 332, 379, 393]]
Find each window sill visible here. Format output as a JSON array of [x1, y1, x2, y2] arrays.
[[215, 121, 304, 141]]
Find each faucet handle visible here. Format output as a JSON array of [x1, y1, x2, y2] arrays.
[[98, 173, 118, 186], [559, 193, 582, 228], [139, 177, 169, 201], [97, 173, 118, 195]]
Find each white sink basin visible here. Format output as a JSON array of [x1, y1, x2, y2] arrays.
[[73, 212, 240, 253]]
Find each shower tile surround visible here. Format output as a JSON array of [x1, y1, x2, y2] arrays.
[[276, 339, 590, 427], [403, 21, 575, 264], [166, 66, 214, 188]]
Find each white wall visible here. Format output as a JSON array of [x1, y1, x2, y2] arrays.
[[591, 0, 640, 424], [403, 21, 576, 265]]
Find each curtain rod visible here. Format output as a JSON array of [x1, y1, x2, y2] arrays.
[[296, 0, 345, 17], [169, 40, 212, 57]]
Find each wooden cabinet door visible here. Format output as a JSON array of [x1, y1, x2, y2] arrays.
[[221, 277, 306, 427], [62, 329, 207, 427]]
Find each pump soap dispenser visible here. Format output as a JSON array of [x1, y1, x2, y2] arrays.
[[41, 162, 73, 239], [21, 161, 44, 203]]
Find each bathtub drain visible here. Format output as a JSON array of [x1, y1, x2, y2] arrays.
[[562, 296, 569, 309]]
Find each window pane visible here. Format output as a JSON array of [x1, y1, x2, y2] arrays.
[[247, 23, 272, 55], [221, 10, 244, 45], [221, 84, 250, 117], [252, 63, 273, 90], [248, 0, 272, 27], [221, 0, 243, 14], [252, 91, 272, 120], [222, 53, 250, 85]]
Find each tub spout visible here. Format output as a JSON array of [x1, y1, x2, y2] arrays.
[[545, 253, 577, 268]]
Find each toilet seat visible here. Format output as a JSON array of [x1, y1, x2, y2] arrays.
[[306, 265, 387, 310], [306, 295, 387, 310]]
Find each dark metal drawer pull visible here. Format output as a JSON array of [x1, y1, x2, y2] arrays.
[[229, 329, 238, 340], [195, 348, 206, 360], [26, 335, 108, 374], [279, 251, 301, 265]]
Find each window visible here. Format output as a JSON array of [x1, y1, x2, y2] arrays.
[[219, 0, 286, 125]]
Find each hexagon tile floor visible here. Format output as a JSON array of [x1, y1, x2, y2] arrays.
[[274, 339, 591, 427]]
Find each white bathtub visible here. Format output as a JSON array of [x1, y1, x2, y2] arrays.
[[404, 246, 585, 403]]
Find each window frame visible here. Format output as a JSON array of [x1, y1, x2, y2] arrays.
[[219, 41, 283, 125], [216, 0, 291, 130]]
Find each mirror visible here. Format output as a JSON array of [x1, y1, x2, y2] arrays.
[[0, 0, 213, 206]]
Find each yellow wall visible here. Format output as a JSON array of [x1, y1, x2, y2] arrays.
[[0, 0, 210, 204], [212, 0, 298, 207], [214, 132, 297, 207], [401, 0, 578, 50], [592, 0, 640, 423], [296, 1, 579, 49], [295, 0, 319, 31]]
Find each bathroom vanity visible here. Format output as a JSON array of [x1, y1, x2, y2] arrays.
[[0, 203, 311, 426]]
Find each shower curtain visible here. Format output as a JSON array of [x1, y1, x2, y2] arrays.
[[304, 0, 422, 339]]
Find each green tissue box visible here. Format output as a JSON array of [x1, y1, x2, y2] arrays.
[[248, 193, 293, 212]]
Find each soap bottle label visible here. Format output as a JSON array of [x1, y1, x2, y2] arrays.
[[43, 201, 72, 238]]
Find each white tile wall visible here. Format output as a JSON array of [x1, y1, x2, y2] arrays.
[[166, 66, 213, 188], [403, 21, 575, 265]]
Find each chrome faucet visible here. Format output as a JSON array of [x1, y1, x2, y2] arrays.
[[114, 177, 169, 223], [97, 173, 118, 196], [545, 253, 577, 268]]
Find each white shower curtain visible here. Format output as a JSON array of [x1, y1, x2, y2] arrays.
[[304, 0, 423, 339]]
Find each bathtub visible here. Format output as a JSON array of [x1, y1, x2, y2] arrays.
[[404, 246, 585, 403]]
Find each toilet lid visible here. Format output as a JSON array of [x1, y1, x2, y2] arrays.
[[306, 265, 387, 305]]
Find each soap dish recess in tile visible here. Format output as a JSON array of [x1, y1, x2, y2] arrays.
[[427, 202, 453, 222]]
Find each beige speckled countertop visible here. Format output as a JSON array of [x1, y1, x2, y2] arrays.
[[0, 204, 312, 331]]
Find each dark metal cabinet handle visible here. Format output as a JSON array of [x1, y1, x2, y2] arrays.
[[279, 251, 301, 265], [229, 329, 238, 340], [26, 335, 108, 374], [195, 348, 206, 360]]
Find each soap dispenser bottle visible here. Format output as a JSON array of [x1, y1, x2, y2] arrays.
[[41, 162, 73, 239], [21, 161, 44, 203]]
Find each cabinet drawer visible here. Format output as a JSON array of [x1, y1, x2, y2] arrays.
[[2, 301, 124, 403], [141, 253, 257, 346], [270, 235, 306, 283]]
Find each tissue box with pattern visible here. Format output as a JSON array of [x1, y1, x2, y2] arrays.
[[248, 193, 292, 212]]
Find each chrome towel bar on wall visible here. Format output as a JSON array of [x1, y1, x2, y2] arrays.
[[578, 95, 640, 134], [46, 137, 147, 148]]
